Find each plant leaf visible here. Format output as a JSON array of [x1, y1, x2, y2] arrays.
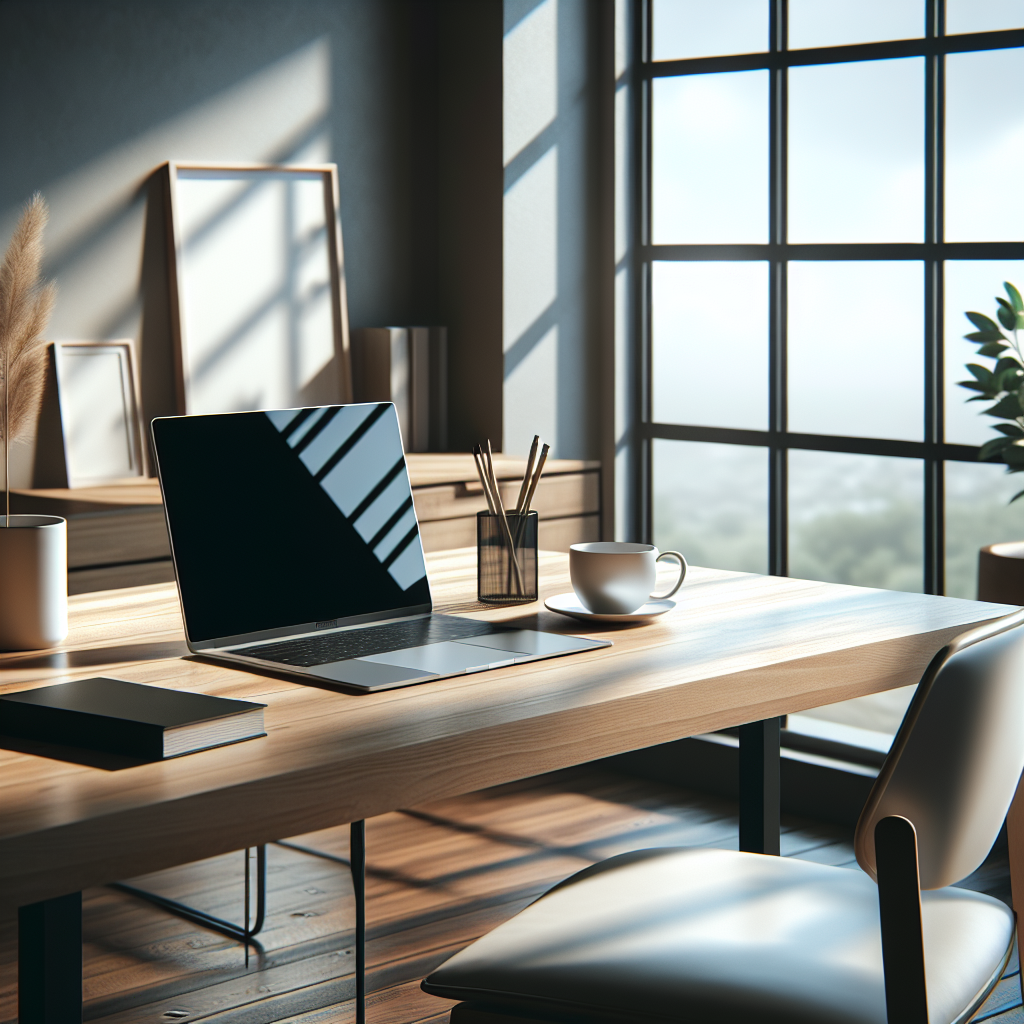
[[1010, 486, 1024, 503], [966, 330, 1007, 343], [966, 363, 994, 383], [995, 422, 1024, 437], [998, 367, 1024, 391], [998, 303, 1017, 331], [980, 437, 1014, 460], [985, 392, 1023, 418], [967, 311, 1002, 333], [1002, 443, 1024, 467], [1006, 281, 1024, 313], [978, 342, 1010, 357]]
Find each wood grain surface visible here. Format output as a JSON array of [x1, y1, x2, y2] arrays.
[[0, 550, 1014, 913]]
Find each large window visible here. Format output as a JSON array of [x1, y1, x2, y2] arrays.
[[634, 0, 1024, 740]]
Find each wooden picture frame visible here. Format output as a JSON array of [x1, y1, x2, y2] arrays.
[[165, 161, 352, 414], [52, 340, 147, 487]]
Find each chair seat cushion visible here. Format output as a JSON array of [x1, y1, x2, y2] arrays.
[[423, 848, 1014, 1024]]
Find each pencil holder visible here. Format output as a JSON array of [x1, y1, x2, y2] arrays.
[[477, 511, 539, 604]]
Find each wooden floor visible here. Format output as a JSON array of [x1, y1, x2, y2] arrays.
[[0, 764, 1017, 1024]]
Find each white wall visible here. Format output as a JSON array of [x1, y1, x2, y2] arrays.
[[502, 0, 603, 461]]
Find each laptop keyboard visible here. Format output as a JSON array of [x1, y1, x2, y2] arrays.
[[234, 616, 497, 668]]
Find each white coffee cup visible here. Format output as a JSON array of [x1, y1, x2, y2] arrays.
[[569, 542, 687, 615]]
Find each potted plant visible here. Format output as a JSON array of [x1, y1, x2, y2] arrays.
[[958, 281, 1024, 603], [0, 193, 65, 649]]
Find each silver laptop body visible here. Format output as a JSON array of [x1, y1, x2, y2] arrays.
[[151, 403, 608, 693]]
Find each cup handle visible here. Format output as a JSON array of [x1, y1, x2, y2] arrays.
[[651, 551, 687, 600]]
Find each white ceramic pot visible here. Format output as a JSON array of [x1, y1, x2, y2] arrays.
[[0, 515, 68, 650]]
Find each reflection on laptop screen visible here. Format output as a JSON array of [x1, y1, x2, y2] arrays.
[[152, 404, 431, 643]]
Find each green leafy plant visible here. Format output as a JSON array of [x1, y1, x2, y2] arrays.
[[959, 281, 1024, 501]]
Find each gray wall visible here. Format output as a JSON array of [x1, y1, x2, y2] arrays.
[[0, 0, 441, 483], [0, 0, 612, 488], [502, 0, 609, 463]]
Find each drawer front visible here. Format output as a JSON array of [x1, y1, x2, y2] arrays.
[[68, 560, 176, 595], [538, 515, 600, 552], [67, 510, 171, 569], [413, 470, 599, 523], [419, 513, 600, 554], [420, 517, 477, 552]]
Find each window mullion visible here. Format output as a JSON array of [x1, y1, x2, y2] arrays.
[[768, 0, 788, 576], [923, 0, 945, 595]]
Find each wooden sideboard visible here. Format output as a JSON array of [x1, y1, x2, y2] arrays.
[[10, 454, 601, 595]]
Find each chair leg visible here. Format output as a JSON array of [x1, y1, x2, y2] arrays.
[[110, 844, 267, 954], [875, 815, 928, 1024], [738, 717, 781, 854]]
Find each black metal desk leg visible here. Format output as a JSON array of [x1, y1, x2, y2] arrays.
[[738, 717, 781, 855], [19, 891, 83, 1024], [351, 819, 366, 1024]]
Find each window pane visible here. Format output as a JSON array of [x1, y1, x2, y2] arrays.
[[789, 0, 922, 48], [652, 262, 768, 429], [945, 48, 1024, 242], [652, 72, 769, 244], [789, 450, 923, 592], [946, 460, 1024, 599], [944, 260, 1024, 445], [788, 59, 924, 243], [652, 0, 768, 60], [788, 262, 923, 440], [947, 0, 1024, 34], [653, 439, 768, 574]]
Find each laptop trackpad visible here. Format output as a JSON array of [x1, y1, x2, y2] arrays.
[[360, 641, 517, 676], [306, 659, 439, 688], [459, 629, 609, 660]]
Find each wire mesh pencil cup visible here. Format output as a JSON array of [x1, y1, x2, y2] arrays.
[[477, 511, 538, 604]]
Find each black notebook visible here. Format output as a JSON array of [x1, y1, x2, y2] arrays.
[[0, 677, 266, 760]]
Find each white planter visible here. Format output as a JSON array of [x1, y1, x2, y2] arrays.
[[0, 515, 68, 650]]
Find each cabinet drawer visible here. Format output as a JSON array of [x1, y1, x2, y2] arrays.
[[419, 513, 600, 555], [538, 515, 600, 552], [68, 560, 176, 595], [67, 510, 171, 569], [413, 471, 599, 523]]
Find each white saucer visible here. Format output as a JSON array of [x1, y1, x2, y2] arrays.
[[544, 592, 676, 623]]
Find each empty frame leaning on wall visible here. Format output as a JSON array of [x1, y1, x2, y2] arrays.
[[164, 162, 352, 415], [52, 341, 147, 487]]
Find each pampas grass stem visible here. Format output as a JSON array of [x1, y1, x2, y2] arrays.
[[0, 194, 56, 524]]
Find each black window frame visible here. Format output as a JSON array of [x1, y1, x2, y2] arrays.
[[631, 0, 1024, 595]]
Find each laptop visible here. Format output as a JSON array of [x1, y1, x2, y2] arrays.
[[150, 403, 610, 693]]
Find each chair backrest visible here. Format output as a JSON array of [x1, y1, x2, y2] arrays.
[[855, 609, 1024, 890]]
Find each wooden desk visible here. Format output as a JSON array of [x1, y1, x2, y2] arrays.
[[0, 551, 1017, 1018]]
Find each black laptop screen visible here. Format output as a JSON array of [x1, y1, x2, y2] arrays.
[[152, 404, 431, 643]]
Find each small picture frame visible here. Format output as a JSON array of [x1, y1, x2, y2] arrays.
[[52, 340, 147, 487]]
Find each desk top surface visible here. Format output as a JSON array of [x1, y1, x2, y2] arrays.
[[0, 550, 1013, 908]]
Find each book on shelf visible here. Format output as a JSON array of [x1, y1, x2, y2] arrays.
[[350, 326, 447, 452], [0, 676, 266, 760]]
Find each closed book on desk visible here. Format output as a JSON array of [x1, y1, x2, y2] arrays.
[[0, 677, 266, 759]]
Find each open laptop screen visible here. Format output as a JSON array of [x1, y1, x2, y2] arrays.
[[152, 404, 431, 644]]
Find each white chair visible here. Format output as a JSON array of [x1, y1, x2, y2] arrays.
[[422, 610, 1024, 1024]]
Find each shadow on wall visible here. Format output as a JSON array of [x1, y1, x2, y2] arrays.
[[0, 0, 439, 485], [502, 0, 602, 461]]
